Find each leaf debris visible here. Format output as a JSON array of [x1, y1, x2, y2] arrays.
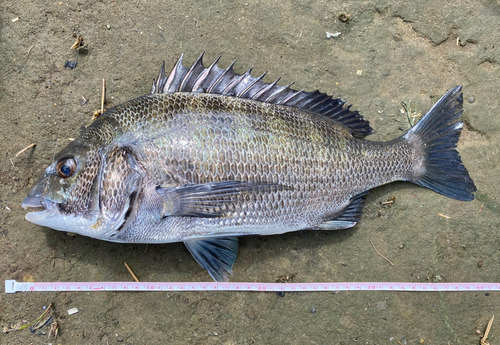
[[3, 303, 53, 333], [70, 35, 84, 50], [401, 100, 422, 127]]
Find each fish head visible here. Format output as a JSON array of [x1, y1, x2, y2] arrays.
[[23, 123, 146, 241], [22, 137, 106, 236]]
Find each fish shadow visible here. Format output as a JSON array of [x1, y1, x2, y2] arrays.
[[42, 229, 195, 281], [41, 225, 356, 282]]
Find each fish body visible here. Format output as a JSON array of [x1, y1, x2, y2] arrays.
[[23, 53, 476, 281]]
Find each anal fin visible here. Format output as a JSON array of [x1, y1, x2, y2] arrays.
[[184, 237, 238, 282], [315, 191, 368, 230]]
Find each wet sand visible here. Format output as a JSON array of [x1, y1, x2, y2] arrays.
[[1, 0, 499, 344]]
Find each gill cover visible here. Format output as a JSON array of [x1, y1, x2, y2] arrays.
[[98, 146, 143, 238]]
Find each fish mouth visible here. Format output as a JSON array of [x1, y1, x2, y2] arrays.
[[22, 196, 99, 235], [22, 196, 59, 223], [22, 196, 45, 210]]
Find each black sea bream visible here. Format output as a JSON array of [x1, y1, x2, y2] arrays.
[[23, 53, 476, 281]]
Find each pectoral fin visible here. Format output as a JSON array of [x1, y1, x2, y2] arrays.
[[184, 237, 238, 282], [156, 180, 288, 218]]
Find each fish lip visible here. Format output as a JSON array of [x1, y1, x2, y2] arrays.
[[22, 196, 45, 210], [23, 197, 59, 223]]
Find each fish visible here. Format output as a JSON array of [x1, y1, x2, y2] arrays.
[[22, 53, 476, 281]]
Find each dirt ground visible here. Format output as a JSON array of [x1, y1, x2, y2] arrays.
[[1, 0, 499, 344]]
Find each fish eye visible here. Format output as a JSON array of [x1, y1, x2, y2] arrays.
[[56, 158, 77, 178]]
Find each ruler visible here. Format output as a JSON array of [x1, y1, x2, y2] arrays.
[[5, 280, 500, 293]]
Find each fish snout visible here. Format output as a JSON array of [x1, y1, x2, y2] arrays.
[[22, 196, 45, 211]]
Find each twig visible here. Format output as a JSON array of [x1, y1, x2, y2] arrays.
[[27, 45, 34, 59], [438, 213, 450, 219], [93, 79, 107, 119], [480, 315, 494, 345], [101, 78, 106, 114], [370, 240, 394, 266], [80, 95, 89, 105], [124, 262, 139, 282], [479, 204, 484, 214], [15, 143, 36, 157], [381, 195, 396, 206]]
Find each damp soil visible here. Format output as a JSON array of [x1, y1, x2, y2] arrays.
[[1, 1, 499, 344]]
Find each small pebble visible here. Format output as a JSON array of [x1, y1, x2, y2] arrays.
[[79, 96, 89, 106], [213, 331, 218, 336], [326, 32, 341, 39], [310, 307, 317, 313], [64, 60, 77, 69], [467, 97, 475, 104], [398, 244, 405, 249], [338, 13, 351, 23], [277, 291, 285, 297]]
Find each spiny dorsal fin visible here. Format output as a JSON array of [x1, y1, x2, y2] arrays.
[[151, 52, 373, 138]]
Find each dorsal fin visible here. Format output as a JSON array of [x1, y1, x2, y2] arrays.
[[151, 52, 373, 137]]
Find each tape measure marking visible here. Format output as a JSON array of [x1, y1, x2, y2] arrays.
[[5, 280, 499, 294]]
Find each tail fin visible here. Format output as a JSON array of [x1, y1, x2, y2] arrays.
[[405, 86, 476, 201]]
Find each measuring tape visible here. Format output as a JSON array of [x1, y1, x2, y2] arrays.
[[5, 280, 499, 293]]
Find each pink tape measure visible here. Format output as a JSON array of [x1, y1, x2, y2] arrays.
[[5, 280, 500, 293]]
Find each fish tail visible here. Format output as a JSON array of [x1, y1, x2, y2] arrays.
[[404, 86, 476, 201]]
